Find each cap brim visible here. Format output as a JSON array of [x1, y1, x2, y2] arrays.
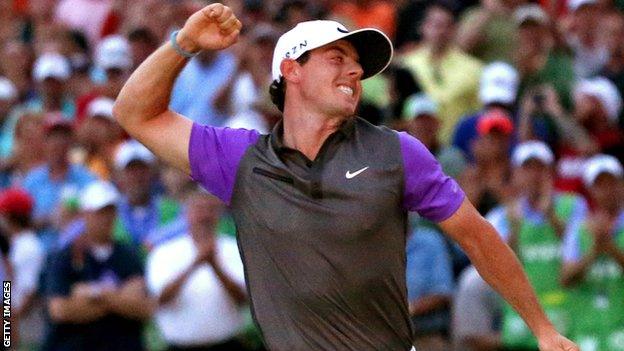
[[341, 28, 393, 80]]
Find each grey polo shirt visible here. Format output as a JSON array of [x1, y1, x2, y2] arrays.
[[189, 117, 465, 351]]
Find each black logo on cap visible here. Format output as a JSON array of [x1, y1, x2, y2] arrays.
[[337, 27, 349, 33]]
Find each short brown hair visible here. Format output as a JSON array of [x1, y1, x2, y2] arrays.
[[269, 51, 311, 112]]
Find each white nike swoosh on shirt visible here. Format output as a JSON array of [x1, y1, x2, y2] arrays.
[[345, 166, 369, 179]]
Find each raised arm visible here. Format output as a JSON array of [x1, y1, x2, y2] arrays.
[[439, 199, 578, 351], [113, 3, 242, 173]]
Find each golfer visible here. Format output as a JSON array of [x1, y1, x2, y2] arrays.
[[113, 3, 578, 351]]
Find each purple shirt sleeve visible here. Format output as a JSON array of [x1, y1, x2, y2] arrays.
[[188, 123, 260, 205], [398, 132, 465, 222]]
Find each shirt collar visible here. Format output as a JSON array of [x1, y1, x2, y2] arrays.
[[269, 117, 356, 154]]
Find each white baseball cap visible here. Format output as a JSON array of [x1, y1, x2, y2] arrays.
[[512, 140, 554, 167], [479, 62, 519, 105], [96, 35, 132, 71], [514, 4, 549, 26], [402, 93, 438, 120], [115, 140, 155, 170], [271, 20, 393, 82], [87, 97, 115, 119], [33, 53, 71, 82], [568, 0, 598, 11], [583, 154, 623, 187], [574, 77, 622, 124], [0, 77, 17, 101], [80, 180, 120, 212]]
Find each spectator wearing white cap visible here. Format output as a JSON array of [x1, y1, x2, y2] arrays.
[[146, 188, 247, 351], [452, 61, 519, 162], [113, 140, 181, 252], [74, 35, 133, 126], [573, 76, 624, 162], [401, 2, 483, 144], [43, 180, 153, 351], [455, 140, 587, 350], [0, 53, 75, 163], [77, 97, 125, 180], [564, 0, 610, 78], [513, 4, 576, 112], [30, 53, 75, 119], [561, 154, 624, 350], [403, 93, 466, 179]]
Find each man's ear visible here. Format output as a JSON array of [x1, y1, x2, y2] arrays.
[[280, 59, 301, 83]]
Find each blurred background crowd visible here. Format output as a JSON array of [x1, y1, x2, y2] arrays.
[[0, 0, 623, 350]]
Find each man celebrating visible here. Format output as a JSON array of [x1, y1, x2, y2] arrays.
[[113, 3, 577, 350]]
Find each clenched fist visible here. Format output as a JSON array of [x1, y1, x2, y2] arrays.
[[176, 3, 242, 54]]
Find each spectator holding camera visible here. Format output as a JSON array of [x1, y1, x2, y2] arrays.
[[514, 4, 575, 112]]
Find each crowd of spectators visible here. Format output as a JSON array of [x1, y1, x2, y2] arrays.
[[0, 0, 623, 350]]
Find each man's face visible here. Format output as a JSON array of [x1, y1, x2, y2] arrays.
[[515, 159, 551, 197], [84, 206, 116, 242], [40, 77, 65, 101], [518, 23, 548, 52], [472, 131, 511, 162], [574, 4, 600, 33], [104, 68, 129, 98], [421, 7, 455, 46], [0, 99, 13, 119], [574, 94, 609, 127], [295, 40, 363, 118], [589, 173, 623, 210], [119, 161, 152, 202], [44, 129, 72, 164], [186, 193, 223, 242]]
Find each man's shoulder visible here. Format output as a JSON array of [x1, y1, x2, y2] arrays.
[[354, 116, 398, 139]]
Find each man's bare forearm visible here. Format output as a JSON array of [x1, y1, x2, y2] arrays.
[[48, 296, 107, 323], [441, 200, 556, 341], [464, 222, 554, 339]]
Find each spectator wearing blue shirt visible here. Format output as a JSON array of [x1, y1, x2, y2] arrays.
[[170, 50, 236, 126], [2, 53, 75, 160], [113, 140, 181, 251], [22, 119, 95, 249], [406, 219, 455, 351]]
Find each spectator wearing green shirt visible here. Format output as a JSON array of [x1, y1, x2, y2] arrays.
[[561, 154, 624, 351], [487, 141, 586, 350], [514, 4, 576, 112]]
